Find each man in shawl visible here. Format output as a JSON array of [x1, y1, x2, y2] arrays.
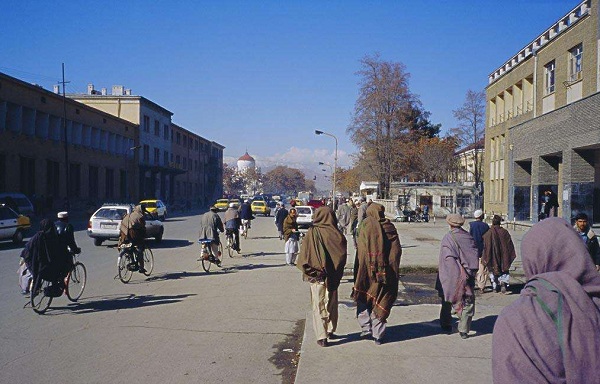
[[336, 199, 351, 234], [224, 203, 241, 253], [198, 206, 224, 266], [297, 206, 347, 347], [492, 218, 600, 383], [21, 219, 71, 295], [436, 214, 479, 339], [119, 204, 147, 273], [275, 202, 288, 240], [482, 215, 516, 294], [283, 208, 300, 266], [469, 209, 490, 291], [353, 203, 402, 345]]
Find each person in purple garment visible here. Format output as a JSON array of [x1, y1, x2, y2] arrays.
[[492, 217, 600, 383]]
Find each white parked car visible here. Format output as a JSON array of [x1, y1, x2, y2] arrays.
[[295, 205, 314, 229], [87, 203, 164, 246]]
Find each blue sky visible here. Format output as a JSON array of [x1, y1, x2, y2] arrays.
[[1, 0, 573, 174]]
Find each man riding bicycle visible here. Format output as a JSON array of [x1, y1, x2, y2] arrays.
[[224, 202, 241, 253], [199, 205, 224, 266], [21, 219, 72, 296], [55, 211, 81, 255], [118, 205, 147, 273], [239, 199, 254, 233]]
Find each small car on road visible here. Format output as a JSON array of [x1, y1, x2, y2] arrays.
[[0, 203, 31, 244], [88, 203, 164, 246], [251, 200, 271, 216], [295, 206, 314, 228], [139, 199, 168, 221], [214, 199, 230, 211]]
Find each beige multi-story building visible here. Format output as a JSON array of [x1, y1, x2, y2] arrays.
[[485, 0, 600, 222], [0, 72, 138, 213]]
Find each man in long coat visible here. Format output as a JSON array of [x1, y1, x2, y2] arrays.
[[436, 214, 479, 339], [353, 203, 402, 345], [482, 215, 516, 294], [296, 206, 347, 347]]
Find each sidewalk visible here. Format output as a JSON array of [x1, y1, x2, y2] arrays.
[[295, 219, 529, 384]]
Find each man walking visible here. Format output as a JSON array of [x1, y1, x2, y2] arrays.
[[336, 198, 351, 234], [275, 202, 288, 240], [436, 214, 479, 339], [469, 209, 490, 292], [482, 215, 517, 294], [353, 203, 402, 345], [573, 212, 600, 271], [296, 206, 347, 347]]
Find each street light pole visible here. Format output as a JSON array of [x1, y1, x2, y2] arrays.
[[318, 161, 334, 203], [315, 130, 338, 209]]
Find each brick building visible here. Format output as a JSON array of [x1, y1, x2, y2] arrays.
[[484, 0, 600, 222], [0, 72, 138, 214]]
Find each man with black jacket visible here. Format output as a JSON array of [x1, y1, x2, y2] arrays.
[[573, 212, 600, 271]]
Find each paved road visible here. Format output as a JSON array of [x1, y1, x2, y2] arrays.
[[0, 212, 307, 384]]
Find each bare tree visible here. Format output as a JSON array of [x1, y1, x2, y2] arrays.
[[452, 90, 485, 189], [347, 54, 418, 198]]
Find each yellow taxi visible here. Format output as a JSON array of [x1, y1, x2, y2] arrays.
[[139, 199, 168, 221], [0, 203, 31, 244], [251, 200, 271, 216], [214, 199, 230, 212]]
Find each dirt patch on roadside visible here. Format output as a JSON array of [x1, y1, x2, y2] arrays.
[[397, 273, 440, 305], [269, 319, 305, 384]]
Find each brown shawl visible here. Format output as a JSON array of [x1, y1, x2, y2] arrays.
[[481, 225, 517, 276], [296, 206, 347, 291], [353, 203, 402, 321], [492, 218, 600, 383], [283, 213, 298, 241]]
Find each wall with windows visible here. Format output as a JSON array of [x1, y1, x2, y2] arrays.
[[0, 72, 138, 213], [484, 0, 599, 219]]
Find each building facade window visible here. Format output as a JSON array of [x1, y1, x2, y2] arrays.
[[153, 147, 159, 165], [89, 165, 99, 198], [176, 132, 181, 144], [440, 195, 453, 208], [105, 168, 115, 199], [163, 124, 169, 140], [568, 44, 583, 81], [154, 120, 160, 136], [46, 160, 60, 198], [143, 115, 150, 132], [164, 151, 169, 166], [544, 60, 555, 94], [69, 163, 81, 198], [143, 144, 149, 163]]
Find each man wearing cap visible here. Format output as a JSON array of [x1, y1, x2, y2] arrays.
[[482, 215, 516, 294], [469, 209, 490, 292], [55, 211, 81, 255], [573, 212, 600, 271], [436, 214, 479, 339], [199, 206, 224, 266], [224, 203, 241, 253]]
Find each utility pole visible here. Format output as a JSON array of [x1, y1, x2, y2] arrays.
[[61, 63, 71, 210]]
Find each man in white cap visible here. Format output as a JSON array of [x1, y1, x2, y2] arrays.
[[55, 211, 81, 255], [469, 209, 490, 292]]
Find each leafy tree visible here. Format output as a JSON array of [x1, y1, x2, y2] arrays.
[[223, 163, 244, 195], [452, 90, 485, 189], [263, 166, 311, 196], [347, 54, 421, 198], [413, 136, 458, 182], [336, 166, 362, 196]]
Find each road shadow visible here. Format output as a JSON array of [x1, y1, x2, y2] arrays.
[[163, 218, 186, 222], [246, 236, 280, 240], [145, 270, 207, 281], [469, 315, 498, 337], [243, 252, 284, 258], [227, 263, 287, 271], [0, 241, 26, 251], [46, 293, 197, 314], [151, 239, 194, 249]]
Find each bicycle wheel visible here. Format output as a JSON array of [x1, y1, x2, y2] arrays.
[[201, 255, 212, 272], [66, 262, 87, 302], [217, 243, 223, 266], [118, 250, 134, 283], [227, 236, 234, 258], [31, 278, 53, 314], [142, 248, 154, 276]]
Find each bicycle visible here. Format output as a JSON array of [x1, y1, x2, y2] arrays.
[[117, 243, 154, 283], [198, 238, 223, 272], [225, 229, 236, 258], [30, 251, 87, 314], [241, 219, 251, 239]]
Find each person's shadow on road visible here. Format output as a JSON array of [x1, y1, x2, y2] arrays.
[[49, 293, 196, 314]]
